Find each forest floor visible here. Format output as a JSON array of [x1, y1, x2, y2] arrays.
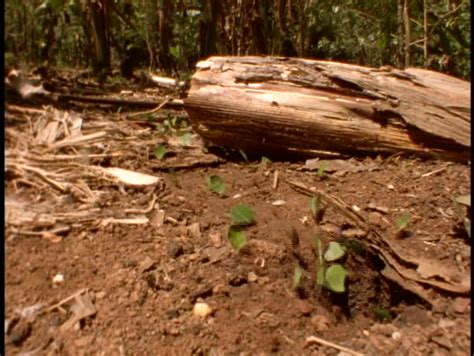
[[5, 68, 471, 355]]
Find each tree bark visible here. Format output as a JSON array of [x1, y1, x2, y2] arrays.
[[184, 56, 470, 162]]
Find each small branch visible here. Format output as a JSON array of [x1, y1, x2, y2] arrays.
[[306, 335, 365, 356]]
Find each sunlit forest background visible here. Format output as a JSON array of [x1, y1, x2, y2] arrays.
[[5, 0, 471, 80]]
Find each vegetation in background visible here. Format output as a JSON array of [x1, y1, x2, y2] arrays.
[[5, 0, 470, 80]]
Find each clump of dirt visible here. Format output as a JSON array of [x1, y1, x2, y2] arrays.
[[5, 70, 471, 355]]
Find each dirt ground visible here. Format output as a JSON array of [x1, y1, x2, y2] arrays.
[[5, 69, 471, 355]]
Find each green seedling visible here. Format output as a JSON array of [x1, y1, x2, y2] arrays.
[[230, 204, 256, 226], [207, 175, 226, 196], [324, 241, 346, 261], [293, 264, 304, 289], [396, 212, 412, 237], [373, 307, 392, 322], [317, 162, 328, 178], [310, 194, 324, 224], [260, 156, 272, 168], [228, 226, 247, 251], [227, 204, 256, 251], [180, 132, 194, 147], [397, 212, 411, 230], [154, 143, 168, 160], [314, 236, 326, 288], [314, 236, 348, 293]]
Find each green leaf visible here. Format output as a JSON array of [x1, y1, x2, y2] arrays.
[[207, 175, 226, 196], [325, 264, 348, 293], [317, 162, 328, 177], [180, 133, 193, 146], [230, 205, 256, 226], [397, 212, 411, 230], [228, 226, 247, 251], [260, 156, 272, 167], [155, 144, 168, 160], [293, 264, 304, 289], [324, 241, 346, 262]]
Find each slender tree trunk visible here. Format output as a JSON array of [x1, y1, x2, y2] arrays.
[[84, 0, 111, 75], [423, 0, 428, 67], [397, 0, 405, 68], [403, 0, 411, 67], [157, 0, 176, 75], [145, 0, 159, 70]]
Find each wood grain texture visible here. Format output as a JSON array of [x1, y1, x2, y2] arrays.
[[184, 56, 470, 161]]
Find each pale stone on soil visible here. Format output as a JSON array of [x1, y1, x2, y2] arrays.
[[193, 302, 212, 317]]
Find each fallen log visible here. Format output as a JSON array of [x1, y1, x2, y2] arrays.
[[184, 56, 470, 162]]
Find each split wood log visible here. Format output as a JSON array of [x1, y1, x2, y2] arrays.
[[184, 56, 470, 162]]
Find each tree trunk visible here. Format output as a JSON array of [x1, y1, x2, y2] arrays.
[[184, 56, 470, 162], [84, 0, 111, 75]]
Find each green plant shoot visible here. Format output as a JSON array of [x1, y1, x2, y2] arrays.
[[155, 144, 168, 160], [228, 226, 247, 251], [230, 204, 256, 226], [293, 264, 304, 289], [397, 212, 411, 230], [317, 162, 328, 178], [324, 241, 346, 262], [207, 175, 226, 196], [325, 264, 348, 293]]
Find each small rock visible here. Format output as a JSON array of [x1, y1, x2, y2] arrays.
[[228, 275, 247, 287], [371, 323, 398, 337], [188, 223, 202, 239], [341, 228, 367, 238], [368, 212, 383, 226], [95, 291, 107, 300], [296, 300, 313, 316], [438, 318, 456, 329], [460, 247, 471, 259], [52, 274, 64, 284], [247, 272, 258, 283], [452, 297, 470, 314], [193, 302, 212, 318], [310, 315, 331, 332], [368, 202, 389, 214], [387, 184, 395, 190], [431, 335, 453, 350], [168, 241, 184, 258], [138, 256, 155, 273], [391, 331, 401, 341], [75, 335, 95, 347], [212, 283, 230, 296], [209, 232, 222, 247], [150, 209, 165, 227]]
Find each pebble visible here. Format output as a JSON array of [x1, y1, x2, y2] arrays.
[[188, 223, 201, 239], [247, 272, 258, 282], [138, 256, 155, 273], [52, 274, 64, 284], [193, 302, 213, 318]]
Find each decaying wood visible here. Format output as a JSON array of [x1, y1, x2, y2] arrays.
[[184, 56, 470, 162]]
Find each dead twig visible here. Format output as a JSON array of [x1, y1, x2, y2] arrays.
[[306, 335, 365, 356], [126, 97, 171, 118], [125, 194, 157, 214]]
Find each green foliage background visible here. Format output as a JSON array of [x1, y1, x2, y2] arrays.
[[5, 0, 470, 79]]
